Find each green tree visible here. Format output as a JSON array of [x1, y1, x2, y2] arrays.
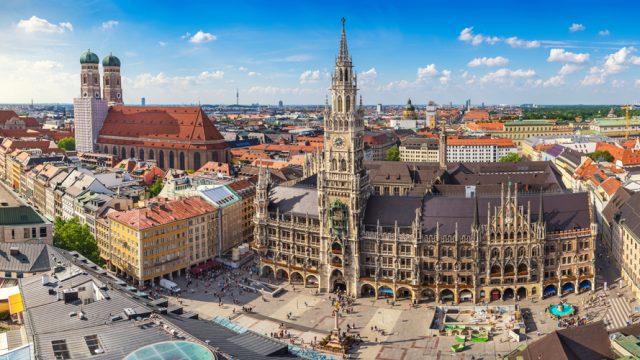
[[53, 217, 103, 266], [148, 177, 163, 197], [589, 150, 614, 162], [57, 137, 76, 151], [385, 145, 400, 161], [499, 152, 522, 163]]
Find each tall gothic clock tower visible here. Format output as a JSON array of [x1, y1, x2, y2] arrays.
[[318, 18, 369, 295]]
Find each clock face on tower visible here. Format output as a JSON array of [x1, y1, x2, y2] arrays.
[[334, 137, 344, 148]]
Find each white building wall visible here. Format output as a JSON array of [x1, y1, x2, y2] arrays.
[[73, 97, 108, 153], [447, 145, 517, 162]]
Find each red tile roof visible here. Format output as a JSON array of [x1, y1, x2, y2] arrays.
[[195, 161, 231, 176], [97, 106, 227, 150], [600, 177, 622, 196], [596, 142, 640, 166], [0, 111, 18, 124], [0, 139, 57, 153], [108, 197, 215, 230], [463, 110, 490, 121], [464, 121, 505, 132]]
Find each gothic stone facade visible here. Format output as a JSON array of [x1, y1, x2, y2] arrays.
[[252, 21, 596, 304]]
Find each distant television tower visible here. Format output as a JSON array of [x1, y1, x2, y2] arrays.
[[236, 88, 239, 106]]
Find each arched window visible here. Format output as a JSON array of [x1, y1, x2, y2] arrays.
[[505, 247, 513, 258], [139, 149, 144, 161], [339, 69, 343, 82], [159, 150, 165, 168], [112, 146, 117, 155], [193, 152, 201, 170], [179, 152, 185, 170], [345, 96, 351, 112], [340, 159, 347, 171], [344, 68, 349, 82], [517, 247, 525, 257], [83, 76, 87, 84], [121, 147, 126, 159], [130, 148, 135, 159], [94, 77, 98, 85], [105, 78, 110, 86], [169, 151, 175, 168], [331, 159, 337, 171], [103, 146, 108, 153], [491, 248, 500, 258], [337, 96, 343, 112], [148, 149, 154, 160]]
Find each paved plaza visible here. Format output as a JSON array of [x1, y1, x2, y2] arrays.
[[163, 242, 635, 359]]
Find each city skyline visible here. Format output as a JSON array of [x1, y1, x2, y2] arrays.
[[2, 0, 640, 105]]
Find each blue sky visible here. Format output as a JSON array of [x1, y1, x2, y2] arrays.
[[1, 0, 640, 105]]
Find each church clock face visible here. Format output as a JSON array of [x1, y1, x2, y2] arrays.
[[334, 136, 344, 148]]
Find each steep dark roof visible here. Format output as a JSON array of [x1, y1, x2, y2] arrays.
[[558, 147, 585, 168], [602, 187, 633, 224], [364, 195, 422, 226], [268, 186, 319, 217], [365, 161, 445, 195], [0, 243, 56, 273], [422, 192, 591, 235], [619, 191, 640, 240], [444, 162, 565, 191], [508, 321, 614, 360]]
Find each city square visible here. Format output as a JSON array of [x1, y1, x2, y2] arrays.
[[1, 1, 640, 359], [159, 237, 635, 359]]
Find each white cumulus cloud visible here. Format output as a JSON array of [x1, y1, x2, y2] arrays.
[[101, 20, 119, 30], [598, 30, 610, 36], [247, 71, 260, 77], [547, 49, 590, 63], [189, 31, 217, 44], [558, 64, 582, 76], [581, 47, 639, 86], [17, 16, 73, 33], [299, 70, 322, 84], [480, 68, 535, 84], [505, 36, 540, 48], [458, 27, 539, 48], [198, 70, 224, 80], [458, 27, 500, 46], [358, 68, 378, 85], [439, 70, 452, 85], [569, 23, 586, 32], [417, 64, 439, 80], [468, 56, 509, 67]]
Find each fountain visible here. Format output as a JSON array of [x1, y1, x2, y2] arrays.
[[548, 302, 574, 317]]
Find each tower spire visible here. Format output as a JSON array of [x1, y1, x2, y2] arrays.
[[538, 191, 544, 224], [472, 194, 480, 229], [339, 17, 349, 61]]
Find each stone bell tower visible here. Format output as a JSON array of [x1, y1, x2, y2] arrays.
[[317, 18, 370, 295], [102, 53, 123, 105]]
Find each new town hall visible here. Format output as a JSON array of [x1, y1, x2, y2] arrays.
[[252, 20, 596, 304]]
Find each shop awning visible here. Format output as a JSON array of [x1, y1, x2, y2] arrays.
[[579, 282, 591, 289], [562, 283, 575, 291], [8, 293, 23, 315], [378, 288, 393, 294], [544, 287, 557, 294]]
